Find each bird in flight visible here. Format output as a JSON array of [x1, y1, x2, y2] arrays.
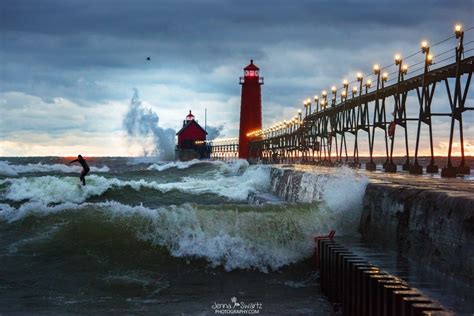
[[146, 57, 151, 61]]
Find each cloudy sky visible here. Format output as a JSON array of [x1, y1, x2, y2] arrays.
[[0, 0, 473, 157]]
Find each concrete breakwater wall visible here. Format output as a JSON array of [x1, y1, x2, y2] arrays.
[[361, 182, 474, 285], [268, 166, 474, 284]]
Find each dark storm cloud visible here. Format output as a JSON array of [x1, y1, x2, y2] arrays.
[[1, 0, 473, 138], [2, 0, 470, 72]]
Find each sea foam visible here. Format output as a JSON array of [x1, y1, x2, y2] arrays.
[[0, 162, 369, 272], [1, 163, 269, 204], [0, 161, 110, 177], [147, 159, 249, 174], [0, 200, 357, 272]]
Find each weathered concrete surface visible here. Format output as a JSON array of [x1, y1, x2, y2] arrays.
[[268, 164, 474, 284], [361, 180, 474, 285]]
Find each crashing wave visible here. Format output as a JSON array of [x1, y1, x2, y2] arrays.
[[147, 159, 249, 174], [0, 164, 270, 204], [0, 162, 369, 272], [0, 161, 110, 177], [0, 200, 359, 272]]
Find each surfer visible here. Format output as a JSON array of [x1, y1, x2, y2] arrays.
[[69, 155, 90, 186]]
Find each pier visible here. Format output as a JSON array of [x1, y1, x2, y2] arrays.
[[207, 24, 473, 315], [268, 164, 473, 314], [210, 25, 473, 178]]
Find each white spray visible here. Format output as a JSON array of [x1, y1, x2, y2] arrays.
[[123, 89, 224, 159], [123, 89, 176, 159]]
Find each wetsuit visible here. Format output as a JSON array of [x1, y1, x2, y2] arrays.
[[69, 157, 90, 186]]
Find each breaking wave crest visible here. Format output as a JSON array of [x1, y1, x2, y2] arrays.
[[0, 200, 355, 272], [147, 159, 249, 174], [0, 161, 110, 177], [0, 160, 369, 272], [0, 164, 270, 204]]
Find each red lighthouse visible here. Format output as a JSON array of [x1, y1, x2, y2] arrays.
[[175, 110, 209, 161], [239, 60, 264, 159]]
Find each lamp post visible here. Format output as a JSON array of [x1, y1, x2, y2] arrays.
[[343, 79, 349, 101], [322, 90, 328, 110], [365, 79, 372, 93], [412, 39, 438, 174], [391, 54, 410, 171], [341, 90, 347, 102], [314, 95, 319, 113], [382, 72, 388, 87], [366, 64, 381, 171], [331, 86, 337, 106], [357, 72, 364, 95], [442, 24, 469, 176], [352, 72, 364, 168], [304, 99, 311, 118]]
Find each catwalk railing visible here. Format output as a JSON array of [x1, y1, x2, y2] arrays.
[[206, 138, 239, 160], [247, 26, 473, 177]]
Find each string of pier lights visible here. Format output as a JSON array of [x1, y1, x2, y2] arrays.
[[203, 137, 239, 145], [254, 23, 470, 139]]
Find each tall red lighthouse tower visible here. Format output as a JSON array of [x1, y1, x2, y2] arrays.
[[239, 60, 264, 159]]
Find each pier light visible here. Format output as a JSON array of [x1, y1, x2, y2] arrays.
[[366, 79, 372, 88], [298, 109, 302, 114], [373, 64, 380, 75], [331, 86, 337, 93], [303, 100, 307, 106], [455, 24, 462, 38], [343, 79, 349, 88], [352, 86, 358, 98], [421, 40, 429, 53], [395, 54, 402, 65], [382, 72, 388, 81], [402, 64, 408, 74], [427, 54, 433, 65], [322, 90, 327, 97], [306, 98, 311, 104], [357, 72, 363, 81], [341, 90, 347, 98], [314, 95, 319, 102]]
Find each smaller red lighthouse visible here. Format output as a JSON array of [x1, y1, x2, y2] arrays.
[[175, 110, 209, 161], [239, 60, 264, 159]]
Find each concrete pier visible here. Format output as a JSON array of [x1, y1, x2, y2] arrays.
[[360, 174, 474, 285], [267, 165, 474, 285]]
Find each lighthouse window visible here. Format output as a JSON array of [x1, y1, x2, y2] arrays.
[[255, 71, 259, 76], [245, 70, 249, 76], [249, 70, 255, 76]]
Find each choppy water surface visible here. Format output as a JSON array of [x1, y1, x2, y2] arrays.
[[1, 157, 372, 315]]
